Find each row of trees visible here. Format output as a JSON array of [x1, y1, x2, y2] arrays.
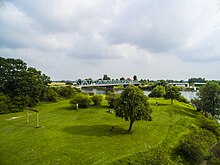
[[0, 57, 81, 114], [148, 85, 188, 105], [69, 85, 152, 131]]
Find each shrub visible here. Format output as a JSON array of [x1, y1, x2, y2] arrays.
[[148, 85, 165, 97], [57, 86, 80, 99], [105, 92, 120, 108], [176, 139, 203, 164], [175, 129, 217, 164], [0, 93, 10, 114], [41, 87, 59, 102], [198, 115, 220, 138], [177, 95, 190, 104], [70, 93, 92, 109], [91, 95, 103, 105], [88, 92, 94, 96]]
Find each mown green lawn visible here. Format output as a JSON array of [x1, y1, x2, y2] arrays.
[[0, 98, 197, 164]]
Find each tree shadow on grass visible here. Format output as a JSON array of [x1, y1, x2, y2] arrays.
[[58, 106, 73, 111], [63, 124, 131, 137]]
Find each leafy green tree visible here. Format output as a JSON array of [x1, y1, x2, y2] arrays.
[[0, 57, 51, 113], [114, 85, 152, 131], [105, 92, 120, 108], [198, 82, 220, 116], [103, 74, 111, 80], [164, 86, 181, 105], [120, 77, 125, 81], [149, 85, 166, 97], [133, 75, 138, 81], [91, 95, 103, 105], [70, 93, 92, 109]]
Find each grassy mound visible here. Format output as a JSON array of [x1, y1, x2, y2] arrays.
[[0, 98, 217, 164]]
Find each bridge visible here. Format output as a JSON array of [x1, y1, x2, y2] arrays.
[[75, 79, 140, 92]]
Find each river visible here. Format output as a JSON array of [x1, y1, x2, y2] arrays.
[[81, 88, 197, 101]]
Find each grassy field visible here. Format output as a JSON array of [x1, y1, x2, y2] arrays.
[[0, 98, 198, 164]]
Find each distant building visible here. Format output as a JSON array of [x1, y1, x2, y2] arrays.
[[169, 83, 189, 88]]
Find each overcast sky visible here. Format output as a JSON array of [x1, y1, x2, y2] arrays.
[[1, 0, 220, 80]]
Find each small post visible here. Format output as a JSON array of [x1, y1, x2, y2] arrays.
[[76, 103, 78, 110], [35, 112, 40, 128], [26, 109, 29, 123]]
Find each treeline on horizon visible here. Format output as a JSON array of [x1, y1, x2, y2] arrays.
[[1, 57, 220, 115]]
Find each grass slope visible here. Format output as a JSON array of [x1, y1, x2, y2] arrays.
[[0, 98, 197, 164]]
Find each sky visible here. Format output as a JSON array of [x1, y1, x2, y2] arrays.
[[1, 0, 220, 81]]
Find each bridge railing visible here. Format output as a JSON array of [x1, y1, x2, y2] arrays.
[[75, 79, 139, 86]]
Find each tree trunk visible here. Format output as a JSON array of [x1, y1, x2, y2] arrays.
[[128, 120, 134, 131], [171, 99, 173, 105]]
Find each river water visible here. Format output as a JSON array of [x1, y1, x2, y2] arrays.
[[82, 88, 197, 101]]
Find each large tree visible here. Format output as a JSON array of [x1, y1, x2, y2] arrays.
[[164, 86, 181, 105], [0, 57, 51, 113], [114, 85, 152, 131], [198, 82, 220, 116]]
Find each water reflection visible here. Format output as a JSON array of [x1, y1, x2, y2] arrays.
[[81, 88, 197, 101]]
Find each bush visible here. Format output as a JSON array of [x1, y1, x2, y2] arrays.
[[41, 87, 59, 102], [177, 95, 190, 104], [88, 92, 94, 96], [148, 85, 165, 97], [198, 115, 220, 138], [0, 93, 10, 114], [105, 92, 120, 108], [91, 95, 103, 105], [70, 93, 92, 109], [57, 87, 80, 99], [175, 129, 217, 164]]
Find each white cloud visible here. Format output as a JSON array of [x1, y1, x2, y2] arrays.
[[1, 0, 220, 80]]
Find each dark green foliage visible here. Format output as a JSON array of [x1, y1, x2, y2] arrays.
[[0, 93, 9, 114], [41, 87, 59, 102], [88, 92, 94, 96], [198, 115, 220, 137], [177, 95, 190, 104], [0, 57, 51, 113], [174, 116, 219, 164], [176, 138, 204, 164], [133, 75, 137, 81], [164, 86, 181, 105], [57, 86, 80, 99], [188, 77, 206, 85], [114, 85, 152, 131], [148, 85, 165, 97], [103, 74, 111, 80], [70, 93, 92, 109], [91, 95, 103, 105], [65, 81, 73, 85], [191, 98, 203, 111], [198, 82, 220, 116], [105, 92, 120, 108]]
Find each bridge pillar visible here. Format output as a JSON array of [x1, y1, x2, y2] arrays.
[[106, 86, 114, 93]]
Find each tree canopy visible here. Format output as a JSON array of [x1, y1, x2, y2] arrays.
[[164, 86, 181, 105], [0, 57, 51, 114], [196, 82, 220, 116], [114, 85, 152, 131], [149, 85, 166, 97]]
